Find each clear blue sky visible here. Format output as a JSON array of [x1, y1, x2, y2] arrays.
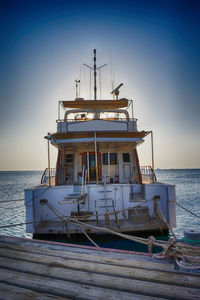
[[0, 0, 199, 170]]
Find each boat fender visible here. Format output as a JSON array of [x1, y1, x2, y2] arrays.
[[183, 230, 200, 245]]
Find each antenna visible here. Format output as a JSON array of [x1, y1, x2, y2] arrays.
[[110, 56, 115, 100], [111, 83, 124, 100], [75, 79, 80, 99], [94, 49, 97, 100], [83, 49, 107, 100]]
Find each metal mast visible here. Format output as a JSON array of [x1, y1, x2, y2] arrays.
[[93, 49, 97, 100], [83, 49, 107, 100]]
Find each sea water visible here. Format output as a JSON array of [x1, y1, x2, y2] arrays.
[[0, 169, 199, 248]]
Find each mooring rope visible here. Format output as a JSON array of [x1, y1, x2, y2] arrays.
[[1, 201, 200, 269], [1, 193, 200, 269], [0, 217, 60, 229], [175, 257, 200, 270], [1, 194, 199, 223], [0, 199, 24, 203], [46, 202, 200, 252], [46, 202, 200, 269], [0, 186, 50, 209], [176, 202, 200, 219]]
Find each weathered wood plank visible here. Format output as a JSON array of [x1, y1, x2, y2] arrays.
[[0, 268, 161, 300], [0, 236, 153, 261], [0, 282, 69, 300], [0, 247, 199, 288], [0, 256, 199, 300], [0, 240, 175, 272], [0, 235, 158, 262]]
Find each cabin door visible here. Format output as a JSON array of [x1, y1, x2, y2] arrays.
[[122, 153, 131, 181], [123, 164, 131, 180], [82, 152, 101, 181]]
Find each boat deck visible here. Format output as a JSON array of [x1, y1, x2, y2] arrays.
[[0, 235, 199, 299]]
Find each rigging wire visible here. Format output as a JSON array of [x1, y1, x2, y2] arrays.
[[89, 68, 91, 99], [99, 68, 102, 99], [83, 65, 89, 99], [112, 64, 115, 92], [110, 55, 115, 99], [79, 65, 81, 98]]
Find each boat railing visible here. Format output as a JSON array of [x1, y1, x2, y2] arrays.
[[81, 165, 87, 194], [140, 166, 157, 184], [41, 168, 56, 186], [57, 117, 137, 123], [57, 117, 137, 133]]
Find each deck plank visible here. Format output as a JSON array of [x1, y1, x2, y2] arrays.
[[0, 268, 160, 300], [0, 282, 69, 300], [0, 235, 153, 260], [0, 236, 199, 300], [0, 256, 199, 300], [0, 247, 199, 288], [0, 240, 175, 272]]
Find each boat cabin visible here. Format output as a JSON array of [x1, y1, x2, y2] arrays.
[[47, 98, 149, 187]]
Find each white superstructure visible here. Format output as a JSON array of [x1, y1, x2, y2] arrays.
[[25, 50, 176, 236]]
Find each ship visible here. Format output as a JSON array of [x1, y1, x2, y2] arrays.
[[25, 50, 176, 238]]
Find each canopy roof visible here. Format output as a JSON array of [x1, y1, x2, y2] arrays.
[[51, 131, 149, 140], [61, 98, 129, 109]]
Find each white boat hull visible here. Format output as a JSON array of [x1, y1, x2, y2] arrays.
[[25, 183, 176, 235]]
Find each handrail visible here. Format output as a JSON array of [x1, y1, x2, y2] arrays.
[[81, 166, 84, 194], [140, 166, 157, 183], [81, 165, 87, 195], [57, 117, 137, 123], [58, 99, 136, 121], [84, 169, 87, 193], [41, 168, 56, 185], [64, 108, 130, 121]]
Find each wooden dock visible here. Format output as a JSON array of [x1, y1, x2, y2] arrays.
[[0, 235, 199, 299]]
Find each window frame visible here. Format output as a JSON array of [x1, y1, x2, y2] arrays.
[[102, 153, 118, 165]]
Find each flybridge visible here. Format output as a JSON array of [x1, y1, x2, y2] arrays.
[[60, 98, 129, 109], [57, 49, 131, 121], [56, 99, 138, 134], [58, 98, 132, 123]]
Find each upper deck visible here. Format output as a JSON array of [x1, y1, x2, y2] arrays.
[[57, 98, 138, 133], [61, 98, 128, 109]]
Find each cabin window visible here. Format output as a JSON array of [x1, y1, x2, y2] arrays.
[[102, 153, 117, 165], [64, 153, 74, 184], [65, 154, 74, 163], [123, 153, 130, 163]]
